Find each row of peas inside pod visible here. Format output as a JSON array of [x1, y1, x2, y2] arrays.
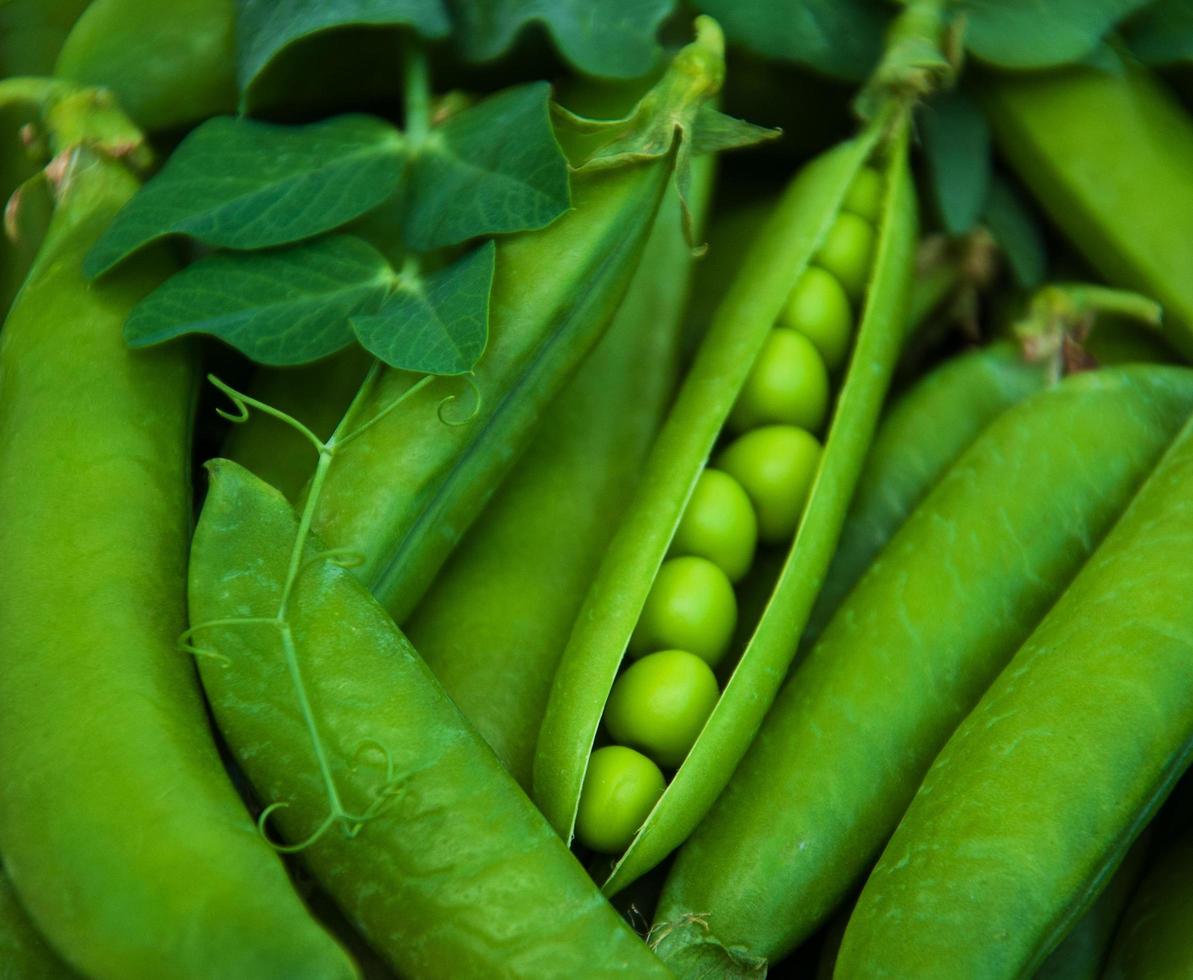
[[556, 158, 894, 859]]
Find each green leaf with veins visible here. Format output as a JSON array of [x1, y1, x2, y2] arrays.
[[692, 0, 887, 81], [85, 114, 405, 278], [352, 241, 494, 374], [125, 236, 395, 365], [554, 17, 778, 241], [403, 83, 569, 251], [451, 0, 675, 79], [236, 0, 450, 100], [1124, 0, 1193, 66], [958, 0, 1153, 69]]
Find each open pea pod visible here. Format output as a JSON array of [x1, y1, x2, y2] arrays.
[[835, 398, 1193, 977], [533, 120, 917, 896], [188, 460, 672, 980]]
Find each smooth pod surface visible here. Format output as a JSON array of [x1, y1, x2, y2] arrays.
[[655, 366, 1193, 970], [188, 460, 674, 980], [0, 151, 354, 980], [0, 867, 75, 979], [836, 395, 1193, 977]]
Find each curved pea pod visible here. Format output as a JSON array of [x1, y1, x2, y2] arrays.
[[806, 341, 1050, 642], [835, 399, 1193, 979], [406, 165, 711, 789], [981, 54, 1193, 361], [310, 159, 673, 623], [0, 150, 355, 980], [0, 867, 75, 979], [1103, 831, 1193, 979], [653, 366, 1193, 972], [188, 460, 673, 980], [533, 124, 917, 895], [55, 0, 236, 131]]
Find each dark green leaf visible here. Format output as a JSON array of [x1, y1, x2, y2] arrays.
[[236, 0, 449, 97], [86, 114, 405, 278], [352, 241, 493, 374], [692, 0, 887, 81], [920, 89, 991, 235], [1124, 0, 1193, 66], [959, 0, 1153, 69], [404, 83, 569, 251], [125, 236, 394, 365], [451, 0, 674, 79], [983, 176, 1046, 289]]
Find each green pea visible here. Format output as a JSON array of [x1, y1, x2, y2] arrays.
[[780, 266, 853, 372], [842, 166, 884, 222], [670, 468, 757, 583], [629, 556, 737, 667], [729, 327, 829, 434], [718, 425, 822, 544], [575, 746, 667, 854], [605, 650, 720, 769], [816, 212, 874, 301]]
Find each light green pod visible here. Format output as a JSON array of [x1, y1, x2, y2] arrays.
[[654, 366, 1193, 972], [835, 394, 1193, 978], [0, 866, 75, 980], [188, 460, 674, 980], [1103, 831, 1193, 980], [535, 124, 917, 896], [0, 148, 355, 980]]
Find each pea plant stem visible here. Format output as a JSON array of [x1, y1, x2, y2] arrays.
[[403, 35, 431, 147]]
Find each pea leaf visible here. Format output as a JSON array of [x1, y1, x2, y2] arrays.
[[691, 0, 887, 81], [236, 0, 450, 99], [451, 0, 675, 79], [352, 241, 493, 373], [1124, 0, 1193, 66], [958, 0, 1154, 69], [983, 175, 1046, 289], [403, 83, 569, 251], [920, 88, 991, 235], [125, 236, 395, 365], [85, 114, 405, 278]]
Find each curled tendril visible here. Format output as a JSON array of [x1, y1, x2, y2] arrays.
[[436, 375, 483, 427], [256, 802, 340, 854], [351, 737, 396, 783], [178, 616, 279, 668], [206, 375, 325, 457]]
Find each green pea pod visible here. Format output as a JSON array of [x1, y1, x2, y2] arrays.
[[310, 158, 673, 623], [1033, 834, 1149, 980], [55, 0, 237, 131], [534, 122, 917, 896], [405, 164, 711, 789], [0, 146, 355, 979], [835, 396, 1193, 978], [188, 459, 673, 979], [981, 54, 1193, 361], [1103, 831, 1193, 979], [0, 867, 75, 979], [653, 366, 1193, 971], [806, 341, 1051, 642]]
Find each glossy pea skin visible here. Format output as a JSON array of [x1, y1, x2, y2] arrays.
[[815, 211, 874, 300], [836, 399, 1193, 978], [605, 650, 720, 769], [0, 154, 353, 980], [190, 462, 672, 979], [1103, 832, 1193, 979], [655, 367, 1193, 971], [842, 166, 884, 221], [576, 747, 668, 854], [629, 556, 738, 668], [669, 468, 757, 583], [717, 425, 821, 544], [780, 266, 853, 372], [728, 327, 829, 434]]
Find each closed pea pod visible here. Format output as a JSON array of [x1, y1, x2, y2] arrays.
[[534, 112, 917, 895], [835, 404, 1193, 977], [0, 95, 355, 980], [187, 460, 673, 979], [0, 867, 75, 979], [653, 366, 1193, 972]]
